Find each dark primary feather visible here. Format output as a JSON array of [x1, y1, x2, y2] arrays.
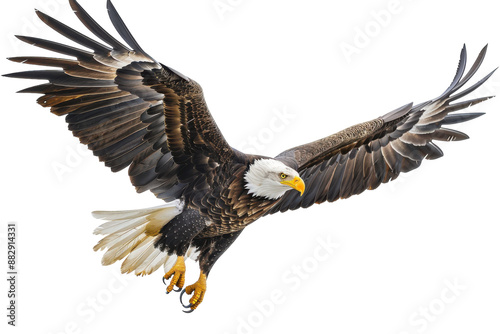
[[69, 0, 131, 52], [269, 44, 495, 215], [106, 0, 152, 60]]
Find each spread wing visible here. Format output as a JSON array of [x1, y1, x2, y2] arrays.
[[5, 0, 237, 202], [268, 45, 495, 214]]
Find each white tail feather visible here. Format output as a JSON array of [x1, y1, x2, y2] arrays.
[[164, 255, 179, 273], [92, 200, 184, 275], [121, 236, 156, 274], [92, 204, 177, 220], [99, 227, 147, 265], [131, 245, 170, 276], [93, 216, 147, 236]]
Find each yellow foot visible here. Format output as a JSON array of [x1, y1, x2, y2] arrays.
[[180, 271, 207, 312], [163, 256, 186, 293]]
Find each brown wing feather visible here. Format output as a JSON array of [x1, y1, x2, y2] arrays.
[[4, 0, 236, 203], [269, 45, 495, 214]]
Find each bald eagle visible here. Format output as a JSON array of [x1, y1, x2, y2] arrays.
[[5, 0, 495, 312]]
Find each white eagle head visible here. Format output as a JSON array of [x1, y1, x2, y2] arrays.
[[244, 159, 305, 200]]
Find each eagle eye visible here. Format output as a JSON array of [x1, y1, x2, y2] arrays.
[[280, 173, 287, 179]]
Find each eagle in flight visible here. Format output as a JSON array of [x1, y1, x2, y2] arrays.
[[5, 0, 495, 312]]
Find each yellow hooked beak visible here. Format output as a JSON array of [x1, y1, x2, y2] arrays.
[[281, 176, 305, 196]]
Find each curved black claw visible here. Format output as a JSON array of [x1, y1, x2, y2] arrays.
[[163, 277, 182, 294], [180, 288, 194, 311]]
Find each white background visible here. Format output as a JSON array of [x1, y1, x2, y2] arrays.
[[1, 0, 499, 333]]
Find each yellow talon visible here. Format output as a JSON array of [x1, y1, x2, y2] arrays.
[[163, 256, 186, 293], [184, 271, 207, 310]]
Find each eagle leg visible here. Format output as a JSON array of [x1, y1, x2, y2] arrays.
[[177, 230, 244, 311], [163, 256, 186, 294], [180, 271, 207, 312]]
